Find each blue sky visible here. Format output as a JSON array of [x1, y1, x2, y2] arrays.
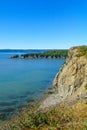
[[0, 0, 87, 49]]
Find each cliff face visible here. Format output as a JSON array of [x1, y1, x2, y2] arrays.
[[53, 46, 87, 98], [0, 46, 87, 130], [40, 46, 87, 109]]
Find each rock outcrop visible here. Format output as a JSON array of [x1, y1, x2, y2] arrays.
[[10, 55, 19, 58], [0, 46, 87, 130], [10, 50, 68, 59], [40, 46, 87, 109]]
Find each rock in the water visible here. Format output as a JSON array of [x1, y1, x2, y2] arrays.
[[10, 55, 19, 58], [0, 114, 6, 121]]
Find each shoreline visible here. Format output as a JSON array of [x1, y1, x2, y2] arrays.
[[10, 50, 68, 59], [0, 46, 87, 130], [0, 86, 53, 123], [0, 91, 51, 129]]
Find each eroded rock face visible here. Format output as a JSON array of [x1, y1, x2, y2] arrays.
[[53, 47, 87, 99], [40, 46, 87, 109]]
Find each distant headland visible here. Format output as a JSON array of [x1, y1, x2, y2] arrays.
[[0, 46, 87, 130], [10, 50, 68, 59]]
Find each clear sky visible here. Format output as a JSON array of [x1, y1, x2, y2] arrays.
[[0, 0, 87, 49]]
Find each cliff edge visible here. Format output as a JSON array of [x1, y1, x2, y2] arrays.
[[40, 46, 87, 109], [0, 46, 87, 130]]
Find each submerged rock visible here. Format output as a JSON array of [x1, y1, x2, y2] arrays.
[[0, 114, 6, 121], [0, 46, 87, 130]]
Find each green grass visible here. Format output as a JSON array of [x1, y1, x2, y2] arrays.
[[21, 49, 68, 58], [82, 122, 87, 130], [42, 50, 68, 57], [84, 84, 87, 90], [77, 46, 87, 57], [1, 100, 87, 130]]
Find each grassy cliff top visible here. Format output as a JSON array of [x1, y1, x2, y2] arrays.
[[77, 46, 87, 57], [21, 46, 87, 58], [68, 46, 87, 59]]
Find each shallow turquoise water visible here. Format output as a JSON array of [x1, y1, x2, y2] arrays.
[[0, 52, 65, 121]]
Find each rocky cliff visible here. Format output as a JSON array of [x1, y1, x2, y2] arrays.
[[40, 46, 87, 109], [0, 46, 87, 130]]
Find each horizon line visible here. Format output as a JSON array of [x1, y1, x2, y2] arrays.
[[0, 48, 68, 50]]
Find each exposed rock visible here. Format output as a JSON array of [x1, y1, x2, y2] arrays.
[[20, 55, 25, 59], [40, 46, 87, 109], [10, 55, 19, 58], [0, 46, 87, 130]]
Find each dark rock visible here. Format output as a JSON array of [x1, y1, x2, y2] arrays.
[[0, 114, 6, 120], [26, 99, 35, 103], [0, 101, 17, 106], [10, 55, 19, 58], [1, 108, 15, 113]]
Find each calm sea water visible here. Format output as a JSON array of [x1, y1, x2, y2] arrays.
[[0, 51, 65, 121]]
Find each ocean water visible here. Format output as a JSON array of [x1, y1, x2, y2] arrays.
[[0, 51, 65, 121]]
